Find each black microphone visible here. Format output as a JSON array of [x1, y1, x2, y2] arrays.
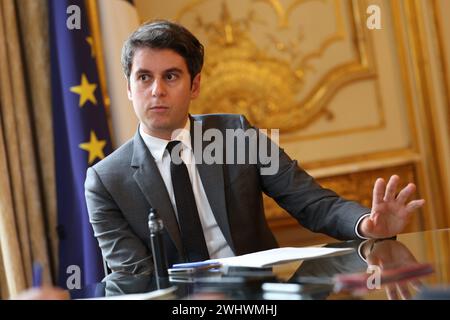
[[148, 208, 169, 280]]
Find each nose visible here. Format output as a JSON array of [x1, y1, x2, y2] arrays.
[[151, 78, 167, 97]]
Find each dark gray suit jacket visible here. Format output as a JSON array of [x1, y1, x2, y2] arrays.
[[85, 114, 369, 274]]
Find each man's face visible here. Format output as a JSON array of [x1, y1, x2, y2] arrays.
[[127, 47, 200, 139]]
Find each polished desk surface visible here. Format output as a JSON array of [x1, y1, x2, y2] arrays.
[[71, 228, 450, 300]]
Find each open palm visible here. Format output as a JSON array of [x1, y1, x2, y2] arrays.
[[359, 175, 425, 239]]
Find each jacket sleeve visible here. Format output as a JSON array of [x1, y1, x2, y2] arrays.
[[239, 115, 370, 240], [85, 167, 153, 275]]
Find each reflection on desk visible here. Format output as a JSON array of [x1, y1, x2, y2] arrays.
[[70, 228, 450, 300]]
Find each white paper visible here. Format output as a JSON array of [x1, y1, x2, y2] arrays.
[[209, 247, 354, 268], [79, 285, 177, 300]]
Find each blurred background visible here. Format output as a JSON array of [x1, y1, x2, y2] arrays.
[[0, 0, 449, 298]]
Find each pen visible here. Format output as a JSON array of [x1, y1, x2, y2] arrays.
[[172, 261, 221, 269], [32, 262, 43, 288]]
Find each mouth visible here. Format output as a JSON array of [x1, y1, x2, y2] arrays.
[[149, 105, 169, 112]]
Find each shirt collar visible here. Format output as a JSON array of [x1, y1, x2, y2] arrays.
[[139, 118, 192, 162]]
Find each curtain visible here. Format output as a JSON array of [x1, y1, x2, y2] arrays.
[[0, 0, 56, 298]]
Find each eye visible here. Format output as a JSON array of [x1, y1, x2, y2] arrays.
[[165, 73, 178, 81], [139, 74, 150, 81]]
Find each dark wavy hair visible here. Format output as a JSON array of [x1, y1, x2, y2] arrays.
[[121, 20, 204, 83]]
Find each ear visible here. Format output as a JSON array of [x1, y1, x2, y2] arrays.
[[127, 80, 132, 101], [190, 73, 201, 99]]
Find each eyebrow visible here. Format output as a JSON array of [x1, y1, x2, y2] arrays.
[[164, 68, 184, 74], [134, 67, 184, 75]]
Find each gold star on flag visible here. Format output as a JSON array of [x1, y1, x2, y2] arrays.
[[79, 130, 107, 164], [70, 73, 97, 107], [86, 36, 96, 58]]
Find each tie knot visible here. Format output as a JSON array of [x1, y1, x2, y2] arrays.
[[166, 140, 182, 160]]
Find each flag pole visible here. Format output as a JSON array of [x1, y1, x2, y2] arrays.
[[85, 0, 116, 148]]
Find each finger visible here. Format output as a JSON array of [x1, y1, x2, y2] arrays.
[[396, 183, 416, 204], [406, 199, 425, 213], [372, 178, 385, 208], [384, 175, 399, 201], [396, 283, 412, 300], [385, 284, 399, 300]]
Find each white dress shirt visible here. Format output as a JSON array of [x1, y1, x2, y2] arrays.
[[139, 119, 235, 259]]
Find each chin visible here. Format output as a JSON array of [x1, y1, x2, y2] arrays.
[[143, 121, 172, 134]]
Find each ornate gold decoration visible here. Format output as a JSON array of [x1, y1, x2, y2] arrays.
[[254, 0, 327, 29], [431, 0, 450, 136], [191, 2, 301, 129], [176, 0, 377, 133], [391, 0, 450, 230], [283, 0, 384, 141]]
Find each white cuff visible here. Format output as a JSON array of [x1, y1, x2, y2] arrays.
[[354, 213, 371, 240], [357, 239, 370, 263]]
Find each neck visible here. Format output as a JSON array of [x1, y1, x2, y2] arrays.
[[142, 119, 189, 140]]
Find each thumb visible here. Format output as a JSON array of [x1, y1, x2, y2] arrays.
[[365, 217, 375, 232], [360, 215, 375, 237]]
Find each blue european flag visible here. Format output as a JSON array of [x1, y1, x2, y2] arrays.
[[49, 0, 113, 287]]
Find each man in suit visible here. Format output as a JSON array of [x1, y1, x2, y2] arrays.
[[84, 20, 425, 275]]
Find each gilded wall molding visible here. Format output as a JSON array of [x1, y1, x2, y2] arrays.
[[391, 0, 450, 229], [174, 0, 379, 134]]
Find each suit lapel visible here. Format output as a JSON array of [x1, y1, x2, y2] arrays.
[[190, 116, 235, 252], [130, 130, 184, 257]]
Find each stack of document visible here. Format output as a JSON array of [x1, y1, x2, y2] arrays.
[[208, 247, 354, 268]]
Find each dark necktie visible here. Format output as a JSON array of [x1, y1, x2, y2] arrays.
[[166, 140, 210, 262]]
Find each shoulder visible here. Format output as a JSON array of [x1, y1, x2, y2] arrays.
[[191, 113, 252, 130], [90, 137, 134, 176], [85, 136, 141, 194]]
